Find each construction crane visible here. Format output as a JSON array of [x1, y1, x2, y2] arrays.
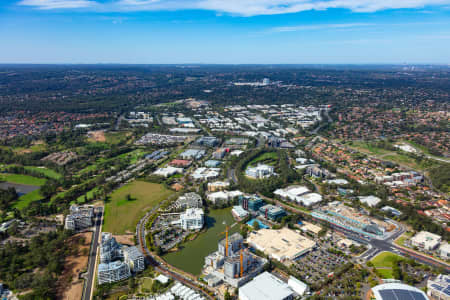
[[240, 249, 244, 278], [218, 225, 229, 257]]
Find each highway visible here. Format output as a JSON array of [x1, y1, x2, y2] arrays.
[[82, 206, 103, 300]]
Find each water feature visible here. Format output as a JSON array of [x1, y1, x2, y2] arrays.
[[163, 207, 238, 275]]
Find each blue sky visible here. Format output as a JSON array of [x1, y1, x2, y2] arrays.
[[1, 0, 450, 63]]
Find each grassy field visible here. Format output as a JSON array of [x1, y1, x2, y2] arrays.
[[249, 152, 279, 166], [13, 189, 45, 209], [370, 251, 404, 279], [23, 166, 62, 179], [76, 187, 101, 204], [350, 141, 392, 156], [103, 181, 174, 234], [0, 173, 46, 186], [395, 232, 414, 247]]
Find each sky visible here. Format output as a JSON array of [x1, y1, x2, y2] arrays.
[[1, 0, 450, 64]]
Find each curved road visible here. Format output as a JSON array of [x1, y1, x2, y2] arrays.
[[136, 203, 215, 300]]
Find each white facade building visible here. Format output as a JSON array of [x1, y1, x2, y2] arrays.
[[64, 204, 94, 231], [123, 246, 145, 273], [245, 164, 275, 179], [98, 261, 131, 285], [411, 231, 442, 251], [180, 208, 204, 230]]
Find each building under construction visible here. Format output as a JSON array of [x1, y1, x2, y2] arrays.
[[203, 232, 267, 288]]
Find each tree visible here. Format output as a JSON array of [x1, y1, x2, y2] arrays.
[[126, 194, 132, 201], [252, 221, 260, 231]]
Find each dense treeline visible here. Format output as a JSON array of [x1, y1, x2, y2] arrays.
[[429, 164, 450, 193], [235, 149, 300, 197], [0, 230, 72, 299], [0, 188, 18, 210]]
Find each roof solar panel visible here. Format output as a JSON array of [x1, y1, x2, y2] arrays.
[[379, 290, 396, 300], [431, 284, 444, 291], [443, 287, 450, 296], [378, 289, 427, 300]]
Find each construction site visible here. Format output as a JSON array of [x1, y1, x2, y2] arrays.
[[202, 228, 267, 288], [311, 201, 396, 239]]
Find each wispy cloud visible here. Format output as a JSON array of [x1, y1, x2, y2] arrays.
[[17, 0, 450, 15], [19, 0, 96, 9], [269, 22, 374, 33]]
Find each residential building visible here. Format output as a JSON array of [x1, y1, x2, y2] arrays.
[[180, 208, 204, 230], [239, 272, 295, 300], [411, 231, 442, 251], [64, 204, 94, 231], [123, 246, 145, 273], [247, 228, 316, 262], [98, 261, 131, 285]]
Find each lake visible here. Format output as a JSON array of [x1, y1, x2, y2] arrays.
[[163, 207, 239, 275]]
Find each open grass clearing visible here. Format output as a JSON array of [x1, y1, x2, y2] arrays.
[[13, 189, 45, 210], [249, 151, 279, 166], [0, 173, 46, 186], [370, 251, 404, 279], [103, 181, 174, 235]]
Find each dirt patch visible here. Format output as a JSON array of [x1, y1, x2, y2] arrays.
[[56, 232, 92, 300], [113, 234, 135, 246], [88, 130, 106, 142]]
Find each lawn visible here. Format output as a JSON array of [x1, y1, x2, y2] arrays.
[[350, 141, 392, 156], [370, 251, 404, 279], [249, 152, 279, 166], [103, 181, 174, 235], [395, 232, 413, 247], [0, 173, 46, 186], [76, 187, 101, 204], [23, 166, 62, 179], [13, 189, 45, 209]]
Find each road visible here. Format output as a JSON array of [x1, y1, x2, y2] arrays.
[[82, 206, 103, 300], [136, 198, 215, 300]]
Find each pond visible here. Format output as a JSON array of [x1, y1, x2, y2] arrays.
[[0, 182, 39, 196], [163, 207, 239, 275]]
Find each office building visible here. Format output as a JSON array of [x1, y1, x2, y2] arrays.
[[175, 192, 203, 210], [259, 204, 286, 221], [180, 208, 204, 230], [245, 164, 276, 179], [427, 274, 450, 300], [370, 283, 428, 300], [98, 261, 131, 285], [64, 204, 94, 231], [411, 231, 442, 251]]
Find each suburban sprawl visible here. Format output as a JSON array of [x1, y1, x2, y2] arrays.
[[0, 65, 449, 300]]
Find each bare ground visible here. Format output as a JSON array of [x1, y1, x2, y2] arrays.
[[56, 232, 92, 300], [113, 234, 135, 246]]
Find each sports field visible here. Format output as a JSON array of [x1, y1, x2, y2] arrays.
[[103, 181, 174, 235]]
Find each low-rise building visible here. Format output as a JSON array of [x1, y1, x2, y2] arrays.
[[439, 243, 450, 260], [411, 231, 442, 251], [175, 192, 203, 210], [207, 190, 243, 205], [300, 222, 322, 236], [359, 195, 382, 207], [180, 149, 206, 160], [247, 228, 316, 262], [232, 206, 249, 219], [191, 167, 220, 181], [295, 193, 322, 207], [259, 204, 286, 221], [239, 272, 295, 300], [245, 164, 276, 179], [153, 166, 183, 177], [208, 181, 230, 192], [427, 274, 450, 300]]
